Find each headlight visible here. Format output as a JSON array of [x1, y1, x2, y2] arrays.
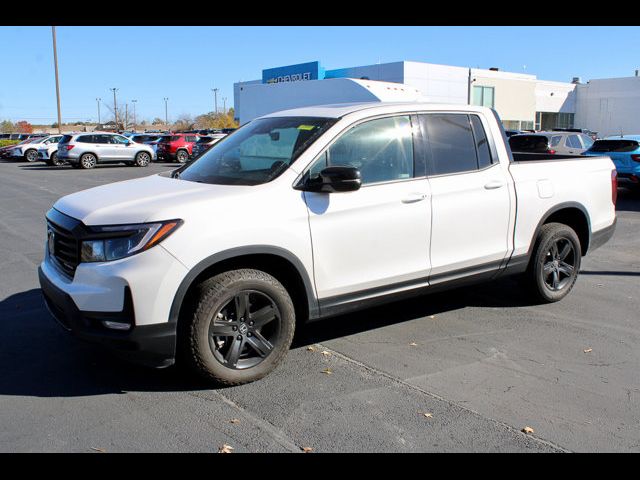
[[80, 219, 182, 263]]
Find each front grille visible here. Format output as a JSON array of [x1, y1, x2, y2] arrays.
[[47, 220, 79, 278]]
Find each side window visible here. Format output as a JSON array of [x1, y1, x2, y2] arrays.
[[580, 134, 594, 149], [311, 115, 414, 185], [567, 135, 582, 149], [470, 115, 493, 169], [422, 114, 478, 175], [550, 135, 562, 147], [95, 135, 110, 144], [187, 135, 198, 142], [76, 135, 94, 143]]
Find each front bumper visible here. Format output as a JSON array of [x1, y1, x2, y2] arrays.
[[39, 267, 177, 367]]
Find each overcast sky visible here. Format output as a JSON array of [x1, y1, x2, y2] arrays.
[[1, 26, 639, 124]]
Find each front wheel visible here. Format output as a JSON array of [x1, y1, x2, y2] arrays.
[[180, 269, 296, 385], [25, 149, 38, 162], [134, 151, 151, 167], [47, 151, 65, 167], [524, 222, 581, 303]]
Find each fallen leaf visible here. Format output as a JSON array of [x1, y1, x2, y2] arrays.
[[321, 350, 331, 356], [321, 368, 333, 375], [90, 447, 106, 453], [229, 418, 240, 424], [218, 444, 234, 453], [418, 412, 433, 418], [583, 348, 593, 353], [522, 426, 534, 434], [409, 342, 418, 347], [306, 346, 316, 352], [301, 446, 313, 453]]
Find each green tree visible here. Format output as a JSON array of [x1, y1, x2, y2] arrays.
[[0, 120, 14, 133]]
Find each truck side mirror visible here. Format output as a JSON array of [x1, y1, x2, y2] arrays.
[[296, 166, 362, 193]]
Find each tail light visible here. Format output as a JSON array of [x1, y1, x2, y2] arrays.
[[631, 154, 640, 163], [611, 169, 617, 206], [65, 145, 75, 151], [548, 149, 556, 154]]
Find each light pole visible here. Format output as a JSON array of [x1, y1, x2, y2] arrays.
[[132, 99, 137, 132], [222, 97, 227, 114], [164, 97, 169, 128], [51, 26, 63, 134], [110, 88, 119, 130], [212, 88, 219, 114], [96, 98, 101, 124]]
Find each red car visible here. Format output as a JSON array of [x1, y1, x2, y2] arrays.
[[156, 133, 200, 163]]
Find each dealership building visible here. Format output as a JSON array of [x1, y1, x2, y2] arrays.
[[234, 60, 640, 137]]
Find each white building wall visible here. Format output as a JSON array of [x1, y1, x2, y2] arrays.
[[471, 69, 537, 125], [403, 61, 469, 104], [575, 76, 640, 137], [535, 80, 576, 113]]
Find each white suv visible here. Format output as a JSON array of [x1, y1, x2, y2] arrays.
[[56, 132, 154, 169], [38, 102, 616, 385]]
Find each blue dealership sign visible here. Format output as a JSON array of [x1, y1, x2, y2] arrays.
[[262, 61, 325, 84]]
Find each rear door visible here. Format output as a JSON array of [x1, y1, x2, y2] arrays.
[[422, 112, 513, 283]]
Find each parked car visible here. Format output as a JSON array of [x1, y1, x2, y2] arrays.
[[0, 137, 38, 159], [38, 103, 617, 386], [583, 135, 640, 189], [191, 134, 227, 158], [509, 131, 593, 155], [56, 132, 154, 169], [504, 129, 523, 138], [13, 134, 64, 162], [552, 128, 599, 141], [126, 134, 164, 160], [35, 135, 66, 166], [156, 133, 200, 163]]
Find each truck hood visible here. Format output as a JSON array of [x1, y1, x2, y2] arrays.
[[53, 173, 252, 225]]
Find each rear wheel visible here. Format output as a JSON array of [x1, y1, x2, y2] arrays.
[[47, 151, 64, 167], [134, 151, 151, 167], [180, 269, 296, 385], [25, 149, 38, 162], [79, 153, 97, 169], [175, 149, 189, 163], [524, 222, 581, 303]]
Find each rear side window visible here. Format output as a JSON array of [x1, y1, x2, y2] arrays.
[[185, 135, 198, 142], [76, 135, 94, 143], [509, 135, 550, 153], [550, 135, 562, 147], [470, 115, 493, 169], [422, 113, 477, 175], [589, 140, 639, 152], [161, 136, 180, 143], [60, 135, 73, 143]]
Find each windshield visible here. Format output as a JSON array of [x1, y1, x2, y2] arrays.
[[176, 116, 336, 186], [589, 140, 639, 152]]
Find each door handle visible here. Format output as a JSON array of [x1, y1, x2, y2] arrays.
[[401, 193, 428, 203], [484, 180, 505, 190]]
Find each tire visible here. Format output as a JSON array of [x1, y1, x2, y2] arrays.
[[180, 269, 296, 386], [47, 151, 64, 167], [134, 151, 151, 167], [79, 153, 97, 169], [524, 222, 581, 303], [175, 149, 189, 163], [25, 149, 38, 162]]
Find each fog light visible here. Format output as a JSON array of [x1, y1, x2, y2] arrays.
[[102, 320, 131, 331]]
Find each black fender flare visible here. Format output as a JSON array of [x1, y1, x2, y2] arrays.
[[168, 245, 320, 325]]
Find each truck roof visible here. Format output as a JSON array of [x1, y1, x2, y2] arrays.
[[261, 102, 492, 120]]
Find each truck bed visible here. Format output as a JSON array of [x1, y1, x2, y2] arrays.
[[512, 152, 588, 162]]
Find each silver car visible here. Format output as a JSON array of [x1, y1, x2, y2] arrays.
[[542, 131, 595, 155], [56, 132, 154, 169]]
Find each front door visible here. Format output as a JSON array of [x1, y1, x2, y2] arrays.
[[303, 115, 431, 305]]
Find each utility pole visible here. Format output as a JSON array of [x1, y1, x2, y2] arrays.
[[212, 88, 219, 114], [164, 97, 169, 128], [110, 88, 119, 130], [131, 99, 137, 132], [222, 97, 227, 113], [51, 26, 63, 134], [96, 98, 101, 124]]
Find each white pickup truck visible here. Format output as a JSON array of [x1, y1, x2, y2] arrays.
[[38, 102, 617, 385]]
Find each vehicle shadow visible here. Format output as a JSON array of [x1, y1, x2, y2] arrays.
[[616, 187, 640, 212], [0, 277, 538, 398]]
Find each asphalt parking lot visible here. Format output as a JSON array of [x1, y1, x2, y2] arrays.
[[0, 158, 638, 452]]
